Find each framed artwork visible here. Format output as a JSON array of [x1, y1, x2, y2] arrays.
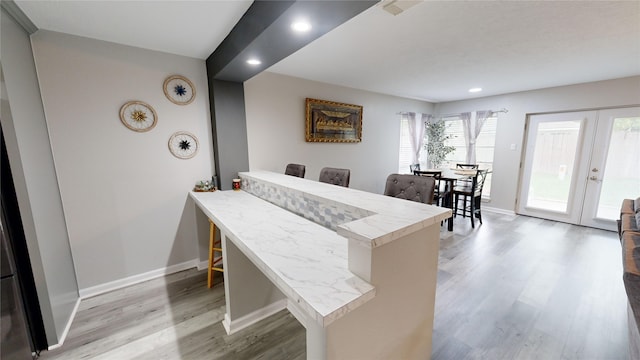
[[168, 131, 199, 159], [119, 101, 157, 132], [305, 98, 363, 143], [163, 75, 195, 105]]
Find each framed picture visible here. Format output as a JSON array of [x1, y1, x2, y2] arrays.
[[305, 98, 363, 143], [163, 75, 195, 105]]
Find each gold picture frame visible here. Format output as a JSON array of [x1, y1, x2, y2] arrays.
[[305, 98, 362, 143]]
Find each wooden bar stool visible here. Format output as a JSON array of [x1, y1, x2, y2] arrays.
[[208, 219, 224, 288]]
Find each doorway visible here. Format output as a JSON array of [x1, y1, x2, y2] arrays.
[[517, 107, 640, 231]]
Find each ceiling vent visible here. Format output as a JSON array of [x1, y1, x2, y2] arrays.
[[380, 0, 421, 16]]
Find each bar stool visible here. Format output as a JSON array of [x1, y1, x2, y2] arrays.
[[208, 219, 224, 288]]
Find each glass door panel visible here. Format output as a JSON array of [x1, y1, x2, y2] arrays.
[[581, 107, 640, 230], [526, 120, 581, 212], [518, 111, 596, 224], [597, 116, 640, 219]]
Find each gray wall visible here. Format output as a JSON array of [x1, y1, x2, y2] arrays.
[[0, 9, 79, 346], [245, 72, 639, 212], [244, 71, 435, 194], [435, 76, 640, 212], [29, 30, 215, 293]]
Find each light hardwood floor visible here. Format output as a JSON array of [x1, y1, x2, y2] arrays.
[[39, 212, 629, 359]]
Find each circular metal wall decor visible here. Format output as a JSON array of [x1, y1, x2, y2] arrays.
[[168, 131, 199, 159], [163, 75, 195, 105], [119, 101, 157, 132]]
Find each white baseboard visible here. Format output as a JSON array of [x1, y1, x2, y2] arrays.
[[79, 259, 198, 299], [197, 259, 208, 271], [482, 206, 516, 216], [47, 296, 81, 350], [221, 299, 287, 335]]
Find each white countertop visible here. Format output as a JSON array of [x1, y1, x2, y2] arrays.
[[190, 190, 376, 327], [240, 171, 451, 248]]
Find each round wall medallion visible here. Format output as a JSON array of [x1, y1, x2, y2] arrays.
[[119, 101, 157, 132], [168, 131, 199, 159], [163, 75, 195, 105]]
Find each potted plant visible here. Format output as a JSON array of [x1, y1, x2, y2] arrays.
[[425, 120, 456, 169]]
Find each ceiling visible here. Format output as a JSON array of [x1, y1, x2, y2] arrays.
[[14, 1, 640, 102]]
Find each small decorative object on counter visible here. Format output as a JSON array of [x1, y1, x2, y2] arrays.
[[232, 178, 241, 191], [194, 180, 216, 192]]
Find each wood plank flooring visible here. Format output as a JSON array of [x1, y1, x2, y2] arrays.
[[38, 212, 629, 359]]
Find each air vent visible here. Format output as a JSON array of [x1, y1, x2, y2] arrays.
[[380, 0, 421, 16]]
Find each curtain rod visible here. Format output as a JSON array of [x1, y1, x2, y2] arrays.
[[439, 108, 509, 118], [397, 108, 508, 117]]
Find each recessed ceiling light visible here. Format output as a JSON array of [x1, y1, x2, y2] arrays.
[[291, 20, 311, 32], [469, 87, 482, 93], [247, 59, 261, 66]]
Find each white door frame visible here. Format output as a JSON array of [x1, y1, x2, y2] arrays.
[[517, 111, 596, 224], [517, 106, 640, 231]]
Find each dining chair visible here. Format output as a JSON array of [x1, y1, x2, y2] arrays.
[[409, 163, 421, 173], [456, 163, 479, 169], [413, 170, 448, 206], [384, 174, 435, 205], [284, 163, 306, 178], [453, 169, 489, 228], [455, 163, 479, 189], [319, 167, 350, 187]]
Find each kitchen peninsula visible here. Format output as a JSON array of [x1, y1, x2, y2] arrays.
[[190, 171, 450, 359]]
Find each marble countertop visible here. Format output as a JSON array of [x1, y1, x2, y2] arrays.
[[239, 171, 451, 248], [190, 190, 376, 327]]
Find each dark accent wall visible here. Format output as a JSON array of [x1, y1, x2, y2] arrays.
[[209, 80, 249, 190], [206, 0, 376, 190]]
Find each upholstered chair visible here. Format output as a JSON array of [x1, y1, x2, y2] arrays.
[[413, 170, 448, 206], [285, 163, 306, 178], [383, 174, 435, 205], [319, 167, 350, 187]]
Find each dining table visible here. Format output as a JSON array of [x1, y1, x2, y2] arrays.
[[422, 168, 478, 231]]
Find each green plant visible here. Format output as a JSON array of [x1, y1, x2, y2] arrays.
[[425, 120, 456, 168]]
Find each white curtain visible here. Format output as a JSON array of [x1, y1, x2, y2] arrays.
[[462, 110, 493, 164], [406, 112, 429, 165]]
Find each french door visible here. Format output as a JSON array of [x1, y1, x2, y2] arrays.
[[517, 107, 640, 231]]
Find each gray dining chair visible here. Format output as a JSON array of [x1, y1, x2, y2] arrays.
[[319, 167, 350, 187], [413, 170, 448, 206], [285, 163, 306, 178], [384, 174, 435, 205]]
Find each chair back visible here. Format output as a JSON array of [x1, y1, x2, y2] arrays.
[[319, 167, 350, 187], [409, 163, 421, 173], [473, 169, 489, 197], [285, 163, 306, 178], [456, 163, 479, 169], [414, 170, 444, 203], [384, 174, 435, 205], [413, 170, 441, 179]]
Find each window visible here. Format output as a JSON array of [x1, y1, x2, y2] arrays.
[[398, 113, 498, 198], [398, 117, 413, 173], [441, 116, 497, 198]]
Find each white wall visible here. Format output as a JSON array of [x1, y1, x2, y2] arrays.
[[30, 31, 214, 292], [244, 72, 434, 194], [435, 76, 640, 212], [1, 11, 79, 346]]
